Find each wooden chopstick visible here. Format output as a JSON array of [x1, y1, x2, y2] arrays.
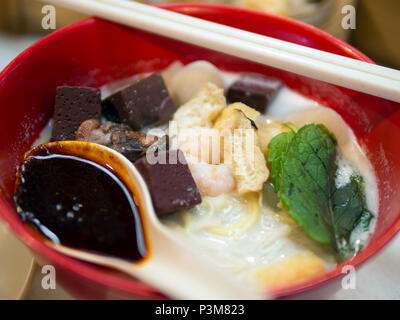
[[45, 0, 400, 103]]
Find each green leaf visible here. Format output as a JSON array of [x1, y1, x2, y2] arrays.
[[268, 124, 373, 261], [268, 130, 295, 193], [332, 176, 373, 260]]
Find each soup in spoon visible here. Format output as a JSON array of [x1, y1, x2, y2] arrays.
[[14, 142, 147, 261]]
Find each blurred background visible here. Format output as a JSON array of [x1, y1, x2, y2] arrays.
[[0, 0, 399, 300]]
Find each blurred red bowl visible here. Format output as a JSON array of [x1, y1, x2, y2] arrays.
[[1, 3, 400, 299]]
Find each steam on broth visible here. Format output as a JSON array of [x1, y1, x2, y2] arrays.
[[19, 60, 378, 291]]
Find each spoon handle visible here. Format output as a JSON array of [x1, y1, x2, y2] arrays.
[[54, 238, 264, 299], [123, 248, 263, 300], [127, 226, 265, 300]]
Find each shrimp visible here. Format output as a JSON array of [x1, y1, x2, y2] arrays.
[[189, 162, 235, 197]]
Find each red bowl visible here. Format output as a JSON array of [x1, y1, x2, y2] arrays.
[[1, 3, 400, 299]]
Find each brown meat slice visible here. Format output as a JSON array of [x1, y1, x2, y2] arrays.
[[76, 120, 162, 162], [110, 130, 158, 163]]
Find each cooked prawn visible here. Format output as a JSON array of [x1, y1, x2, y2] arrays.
[[189, 162, 235, 197]]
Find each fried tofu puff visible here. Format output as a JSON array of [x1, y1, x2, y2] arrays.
[[214, 106, 269, 194], [222, 102, 261, 122], [250, 252, 325, 289], [172, 82, 226, 130]]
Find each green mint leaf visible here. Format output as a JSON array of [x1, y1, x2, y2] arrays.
[[332, 176, 373, 260], [268, 130, 295, 193], [268, 124, 373, 261]]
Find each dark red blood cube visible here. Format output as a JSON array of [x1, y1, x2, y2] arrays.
[[227, 73, 283, 113], [134, 150, 201, 215], [107, 72, 176, 130], [51, 86, 101, 141]]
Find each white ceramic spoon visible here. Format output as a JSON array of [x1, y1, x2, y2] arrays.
[[36, 141, 265, 300]]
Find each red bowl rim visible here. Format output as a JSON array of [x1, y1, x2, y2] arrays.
[[0, 3, 399, 299]]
